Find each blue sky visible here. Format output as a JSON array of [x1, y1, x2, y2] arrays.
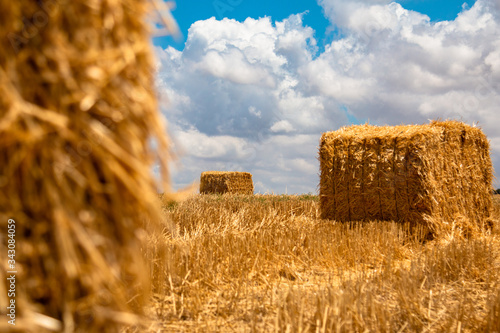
[[153, 0, 500, 193], [400, 0, 476, 21], [154, 0, 330, 51], [154, 0, 476, 51]]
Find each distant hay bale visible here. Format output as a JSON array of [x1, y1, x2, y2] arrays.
[[0, 1, 173, 332], [319, 121, 494, 236], [200, 171, 254, 195]]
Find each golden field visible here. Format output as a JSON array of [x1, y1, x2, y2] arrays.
[[127, 194, 500, 332]]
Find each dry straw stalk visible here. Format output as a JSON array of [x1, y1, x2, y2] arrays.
[[200, 171, 254, 195], [319, 121, 494, 237], [0, 0, 173, 331]]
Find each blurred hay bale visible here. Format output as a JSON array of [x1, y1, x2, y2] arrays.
[[200, 171, 254, 195], [0, 0, 173, 332], [319, 121, 494, 237]]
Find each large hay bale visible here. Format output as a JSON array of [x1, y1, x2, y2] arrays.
[[319, 121, 494, 236], [0, 1, 172, 332], [200, 171, 254, 195]]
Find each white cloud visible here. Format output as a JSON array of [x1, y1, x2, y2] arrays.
[[270, 120, 294, 133], [195, 48, 275, 86], [266, 134, 319, 149], [156, 0, 500, 192], [318, 0, 394, 28], [185, 17, 288, 72], [290, 158, 317, 174], [173, 127, 253, 160], [485, 42, 500, 76], [303, 0, 500, 128]]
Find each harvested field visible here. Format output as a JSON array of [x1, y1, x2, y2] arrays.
[[136, 194, 500, 332], [1, 0, 499, 331]]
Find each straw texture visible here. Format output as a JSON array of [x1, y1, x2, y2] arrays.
[[319, 121, 494, 236], [200, 171, 254, 195], [0, 1, 171, 332]]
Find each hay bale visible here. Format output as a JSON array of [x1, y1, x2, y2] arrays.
[[200, 171, 254, 195], [319, 121, 494, 236], [0, 1, 173, 331]]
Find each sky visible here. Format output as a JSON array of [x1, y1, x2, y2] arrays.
[[153, 0, 500, 194]]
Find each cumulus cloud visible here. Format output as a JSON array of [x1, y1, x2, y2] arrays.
[[303, 0, 500, 132], [173, 127, 253, 160], [155, 13, 346, 193], [156, 0, 500, 192], [155, 15, 337, 141], [318, 0, 394, 28]]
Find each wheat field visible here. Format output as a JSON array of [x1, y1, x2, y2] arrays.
[[123, 194, 500, 332]]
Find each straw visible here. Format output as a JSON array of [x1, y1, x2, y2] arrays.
[[200, 171, 254, 195], [319, 121, 494, 238], [0, 0, 177, 331]]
